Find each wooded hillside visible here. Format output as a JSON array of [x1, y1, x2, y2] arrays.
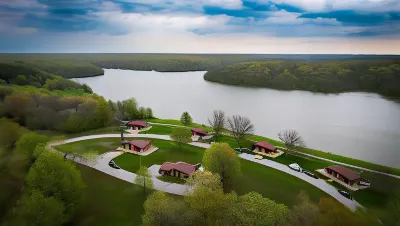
[[204, 60, 400, 97]]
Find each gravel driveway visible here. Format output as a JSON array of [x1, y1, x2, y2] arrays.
[[239, 153, 363, 211]]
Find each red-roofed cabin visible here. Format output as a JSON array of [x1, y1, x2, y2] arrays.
[[191, 128, 208, 138], [253, 141, 277, 153], [122, 140, 152, 153], [325, 165, 369, 186], [126, 120, 148, 130], [159, 162, 198, 178]]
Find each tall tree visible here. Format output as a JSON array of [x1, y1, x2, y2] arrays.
[[185, 171, 222, 192], [207, 110, 226, 141], [26, 151, 85, 217], [137, 107, 146, 119], [170, 127, 192, 151], [122, 98, 138, 120], [0, 118, 23, 149], [288, 191, 319, 226], [278, 129, 306, 155], [202, 143, 241, 192], [134, 166, 154, 196], [145, 107, 154, 119], [180, 111, 193, 126], [11, 190, 66, 226], [230, 192, 289, 226], [142, 191, 185, 226], [227, 115, 254, 148]]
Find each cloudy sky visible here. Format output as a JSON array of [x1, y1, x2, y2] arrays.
[[1, 0, 399, 53]]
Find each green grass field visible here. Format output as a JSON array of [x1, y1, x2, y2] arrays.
[[55, 130, 400, 225], [72, 164, 147, 226], [58, 138, 329, 208]]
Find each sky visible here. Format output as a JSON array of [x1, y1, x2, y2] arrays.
[[0, 0, 400, 54]]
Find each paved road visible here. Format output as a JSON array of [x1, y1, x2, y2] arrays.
[[290, 150, 400, 179], [239, 153, 363, 211], [95, 152, 187, 195], [49, 133, 365, 210]]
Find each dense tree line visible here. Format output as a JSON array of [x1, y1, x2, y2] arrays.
[[204, 60, 400, 97], [0, 86, 113, 133], [108, 98, 154, 120], [0, 62, 93, 92]]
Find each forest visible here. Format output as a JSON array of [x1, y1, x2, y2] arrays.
[[1, 54, 400, 96], [204, 60, 400, 97]]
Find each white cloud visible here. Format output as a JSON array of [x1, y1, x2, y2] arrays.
[[269, 0, 400, 12], [260, 10, 340, 25], [0, 0, 47, 8], [92, 10, 231, 34], [119, 0, 243, 10]]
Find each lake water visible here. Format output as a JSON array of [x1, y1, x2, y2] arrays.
[[74, 69, 400, 168]]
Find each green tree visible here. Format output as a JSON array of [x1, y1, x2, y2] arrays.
[[145, 107, 154, 119], [202, 143, 241, 192], [138, 107, 146, 119], [186, 171, 222, 192], [122, 98, 138, 120], [26, 151, 85, 217], [12, 190, 66, 226], [230, 192, 288, 226], [185, 180, 236, 225], [11, 74, 28, 85], [180, 111, 193, 126], [0, 118, 23, 149], [13, 132, 49, 158], [134, 166, 154, 196], [288, 191, 319, 226], [170, 127, 192, 151], [82, 84, 93, 94], [142, 191, 184, 226]]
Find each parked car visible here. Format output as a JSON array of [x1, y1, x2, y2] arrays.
[[288, 163, 302, 172], [338, 190, 353, 200], [254, 155, 263, 160], [109, 160, 120, 169], [234, 148, 251, 153], [303, 170, 318, 179]]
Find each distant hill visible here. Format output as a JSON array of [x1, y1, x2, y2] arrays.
[[204, 59, 400, 97]]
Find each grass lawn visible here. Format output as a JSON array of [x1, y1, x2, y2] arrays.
[[157, 176, 186, 184], [249, 135, 400, 176], [147, 124, 175, 135], [64, 138, 331, 208], [55, 138, 120, 156], [72, 164, 147, 226], [148, 118, 212, 132]]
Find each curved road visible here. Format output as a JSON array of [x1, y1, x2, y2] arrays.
[[50, 133, 362, 210]]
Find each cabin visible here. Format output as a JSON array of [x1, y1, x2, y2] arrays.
[[159, 162, 199, 178], [191, 128, 208, 139], [126, 120, 148, 130], [324, 165, 370, 187], [253, 141, 277, 154], [121, 140, 152, 153]]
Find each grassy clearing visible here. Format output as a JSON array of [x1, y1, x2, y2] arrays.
[[249, 135, 400, 176], [72, 164, 146, 226], [147, 118, 212, 132], [147, 124, 174, 135], [64, 138, 330, 208], [55, 138, 119, 156], [157, 176, 186, 184]]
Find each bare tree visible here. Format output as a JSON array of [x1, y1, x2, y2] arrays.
[[208, 110, 226, 141], [278, 129, 306, 155], [227, 115, 254, 148]]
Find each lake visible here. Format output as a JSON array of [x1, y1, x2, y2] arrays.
[[74, 69, 400, 168]]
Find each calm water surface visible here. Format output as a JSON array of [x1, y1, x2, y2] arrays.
[[75, 69, 400, 168]]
